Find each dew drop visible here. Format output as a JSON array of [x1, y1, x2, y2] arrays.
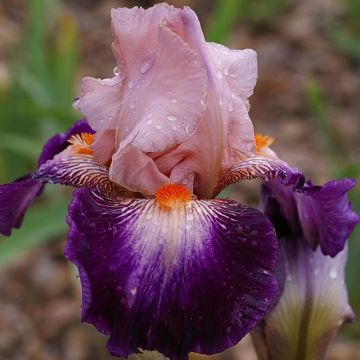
[[201, 97, 207, 108], [140, 59, 153, 74], [167, 115, 177, 122], [329, 268, 338, 279]]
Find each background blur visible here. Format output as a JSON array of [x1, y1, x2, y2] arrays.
[[0, 0, 359, 359]]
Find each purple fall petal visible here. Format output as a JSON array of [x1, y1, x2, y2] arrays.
[[0, 120, 93, 236], [65, 189, 279, 360], [38, 119, 94, 166], [296, 179, 360, 256], [252, 177, 359, 360], [263, 178, 360, 257], [0, 176, 42, 236]]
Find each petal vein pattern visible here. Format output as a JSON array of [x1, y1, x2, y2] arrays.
[[213, 156, 304, 197], [34, 153, 128, 197], [66, 189, 279, 359]]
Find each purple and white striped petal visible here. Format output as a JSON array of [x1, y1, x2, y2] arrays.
[[0, 120, 93, 236], [213, 155, 304, 197], [34, 152, 128, 197], [66, 189, 279, 360]]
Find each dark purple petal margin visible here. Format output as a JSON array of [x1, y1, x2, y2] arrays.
[[0, 120, 93, 236], [66, 189, 279, 360]]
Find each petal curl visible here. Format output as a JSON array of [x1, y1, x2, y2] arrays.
[[75, 76, 123, 132], [263, 178, 360, 257], [0, 120, 93, 236], [213, 156, 304, 197], [66, 189, 279, 359], [296, 179, 360, 256], [206, 44, 258, 102], [34, 151, 128, 197]]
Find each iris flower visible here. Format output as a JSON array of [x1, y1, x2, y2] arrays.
[[252, 178, 360, 360], [0, 3, 358, 360]]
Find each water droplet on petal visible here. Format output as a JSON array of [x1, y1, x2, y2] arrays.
[[330, 268, 338, 279], [140, 59, 153, 74], [167, 115, 177, 122]]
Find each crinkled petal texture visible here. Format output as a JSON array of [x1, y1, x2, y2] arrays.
[[296, 179, 360, 256], [66, 189, 279, 359], [251, 178, 359, 360], [262, 178, 360, 257], [0, 120, 93, 236], [75, 3, 258, 198]]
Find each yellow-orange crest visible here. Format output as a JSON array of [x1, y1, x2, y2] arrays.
[[255, 133, 274, 153], [68, 132, 95, 155], [155, 184, 192, 209]]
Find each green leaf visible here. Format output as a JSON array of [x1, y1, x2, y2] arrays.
[[0, 200, 69, 267]]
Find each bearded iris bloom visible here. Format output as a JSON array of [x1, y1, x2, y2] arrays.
[[252, 179, 360, 360], [0, 3, 358, 360]]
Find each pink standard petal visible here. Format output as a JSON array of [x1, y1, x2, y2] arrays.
[[207, 44, 258, 102], [75, 76, 123, 131], [93, 129, 116, 165], [109, 145, 169, 195], [112, 23, 207, 153]]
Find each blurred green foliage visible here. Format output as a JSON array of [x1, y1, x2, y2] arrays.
[[324, 0, 360, 61], [207, 0, 291, 43], [0, 0, 79, 266]]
